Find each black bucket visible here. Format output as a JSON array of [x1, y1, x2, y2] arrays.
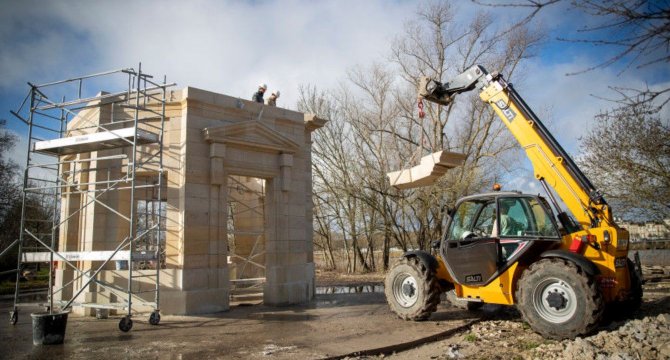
[[31, 311, 69, 345]]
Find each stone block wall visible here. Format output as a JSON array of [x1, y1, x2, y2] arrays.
[[55, 87, 325, 315]]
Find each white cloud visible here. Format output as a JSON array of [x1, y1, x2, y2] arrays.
[[518, 58, 648, 154], [1, 0, 667, 173], [0, 0, 416, 108]]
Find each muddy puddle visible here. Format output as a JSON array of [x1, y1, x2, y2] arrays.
[[315, 284, 384, 294]]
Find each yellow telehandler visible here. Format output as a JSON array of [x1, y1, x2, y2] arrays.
[[384, 65, 642, 339]]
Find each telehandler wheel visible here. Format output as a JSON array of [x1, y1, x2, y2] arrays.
[[446, 290, 484, 311], [385, 256, 441, 321], [516, 258, 603, 340]]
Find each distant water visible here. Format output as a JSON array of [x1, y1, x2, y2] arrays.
[[629, 249, 670, 266]]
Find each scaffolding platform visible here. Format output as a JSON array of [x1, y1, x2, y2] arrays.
[[21, 250, 156, 263], [33, 127, 159, 156], [387, 150, 466, 189]]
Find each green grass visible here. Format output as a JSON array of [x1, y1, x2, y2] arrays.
[[0, 268, 50, 295], [464, 333, 477, 342], [521, 341, 540, 350]]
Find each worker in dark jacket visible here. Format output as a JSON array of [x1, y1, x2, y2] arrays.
[[252, 83, 268, 103]]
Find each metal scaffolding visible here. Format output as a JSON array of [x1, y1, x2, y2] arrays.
[[4, 64, 174, 332], [227, 175, 267, 302]]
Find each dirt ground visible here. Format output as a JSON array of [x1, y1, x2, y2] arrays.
[[0, 282, 476, 359], [1, 264, 667, 359], [362, 265, 670, 360]]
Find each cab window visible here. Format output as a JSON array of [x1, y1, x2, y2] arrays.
[[497, 197, 559, 238], [447, 199, 495, 240]]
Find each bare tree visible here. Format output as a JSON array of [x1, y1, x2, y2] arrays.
[[302, 2, 544, 273], [474, 0, 670, 224], [387, 2, 543, 249], [578, 103, 670, 223], [473, 0, 670, 112], [0, 120, 19, 222]]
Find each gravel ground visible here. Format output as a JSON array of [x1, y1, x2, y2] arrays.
[[359, 265, 670, 360]]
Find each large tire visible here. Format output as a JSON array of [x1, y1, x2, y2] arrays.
[[516, 258, 603, 340], [446, 290, 484, 311], [385, 256, 441, 320]]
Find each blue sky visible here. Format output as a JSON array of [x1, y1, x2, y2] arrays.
[[1, 0, 668, 194]]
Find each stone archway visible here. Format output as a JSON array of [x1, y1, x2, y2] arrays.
[[203, 120, 314, 305]]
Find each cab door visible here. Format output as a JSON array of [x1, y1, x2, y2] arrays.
[[441, 199, 501, 286]]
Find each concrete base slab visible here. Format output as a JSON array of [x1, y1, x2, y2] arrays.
[[1, 293, 480, 359]]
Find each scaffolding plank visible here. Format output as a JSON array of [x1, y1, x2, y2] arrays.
[[22, 250, 156, 262], [33, 127, 159, 156]]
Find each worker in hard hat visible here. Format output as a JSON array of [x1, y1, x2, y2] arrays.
[[252, 83, 268, 103], [267, 90, 280, 106]]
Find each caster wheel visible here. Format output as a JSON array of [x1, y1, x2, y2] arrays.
[[9, 311, 18, 325], [119, 316, 133, 332], [149, 311, 160, 326]]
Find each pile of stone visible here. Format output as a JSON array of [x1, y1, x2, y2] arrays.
[[529, 314, 670, 360]]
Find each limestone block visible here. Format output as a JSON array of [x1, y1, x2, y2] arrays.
[[217, 268, 230, 289], [387, 150, 466, 189], [289, 240, 306, 253], [288, 283, 309, 304], [286, 264, 306, 283], [184, 154, 212, 174], [161, 288, 229, 315], [184, 182, 211, 200], [182, 254, 210, 269], [209, 239, 224, 255], [184, 211, 211, 228], [207, 268, 220, 288], [183, 240, 210, 256], [264, 252, 278, 267], [288, 252, 308, 266], [264, 283, 288, 306], [288, 217, 309, 231], [305, 262, 315, 281], [180, 267, 214, 290]]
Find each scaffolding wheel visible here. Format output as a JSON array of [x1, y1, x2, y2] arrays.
[[9, 311, 18, 325], [149, 311, 160, 326], [119, 316, 133, 332]]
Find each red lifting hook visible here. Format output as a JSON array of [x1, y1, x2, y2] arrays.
[[417, 99, 425, 119]]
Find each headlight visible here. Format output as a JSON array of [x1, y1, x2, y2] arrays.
[[603, 230, 611, 245]]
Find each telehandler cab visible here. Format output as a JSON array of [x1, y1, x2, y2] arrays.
[[384, 65, 642, 340]]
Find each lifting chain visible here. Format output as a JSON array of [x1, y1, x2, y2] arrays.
[[417, 98, 426, 119]]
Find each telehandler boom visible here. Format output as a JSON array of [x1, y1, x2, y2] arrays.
[[384, 65, 642, 339]]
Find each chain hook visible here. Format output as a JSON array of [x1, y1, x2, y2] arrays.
[[417, 98, 425, 119]]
